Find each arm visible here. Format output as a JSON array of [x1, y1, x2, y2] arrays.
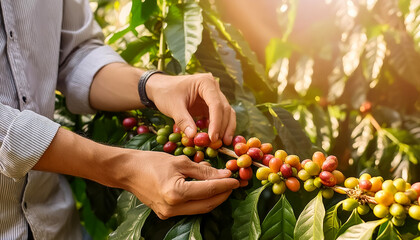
[[33, 127, 239, 219]]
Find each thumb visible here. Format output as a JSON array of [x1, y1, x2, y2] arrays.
[[173, 108, 197, 138], [182, 161, 232, 180]]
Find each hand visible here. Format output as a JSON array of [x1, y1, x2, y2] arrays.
[[146, 73, 236, 145], [122, 150, 240, 219]]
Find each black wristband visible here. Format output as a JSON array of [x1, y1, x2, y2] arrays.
[[138, 70, 164, 109]]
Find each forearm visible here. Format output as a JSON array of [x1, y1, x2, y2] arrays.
[[89, 62, 145, 111], [33, 127, 129, 189]]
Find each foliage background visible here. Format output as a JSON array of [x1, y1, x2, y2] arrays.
[[54, 0, 420, 239]]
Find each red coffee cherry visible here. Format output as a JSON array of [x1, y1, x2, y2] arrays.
[[319, 171, 337, 187], [234, 143, 249, 156], [194, 132, 211, 147], [262, 154, 274, 166], [239, 167, 253, 180], [247, 147, 263, 161], [163, 141, 177, 154], [232, 135, 247, 147], [280, 163, 293, 178], [226, 160, 239, 172], [136, 125, 149, 134], [122, 117, 137, 130]]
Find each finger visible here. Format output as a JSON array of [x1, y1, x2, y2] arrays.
[[198, 78, 224, 142], [223, 108, 236, 146], [218, 93, 232, 144], [181, 161, 232, 180], [182, 178, 239, 201], [158, 190, 233, 219], [173, 107, 197, 138]]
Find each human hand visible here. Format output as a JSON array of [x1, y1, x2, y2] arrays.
[[146, 73, 236, 145], [122, 150, 240, 219]]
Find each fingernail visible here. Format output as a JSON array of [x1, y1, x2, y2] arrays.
[[218, 169, 231, 176], [185, 127, 194, 138]]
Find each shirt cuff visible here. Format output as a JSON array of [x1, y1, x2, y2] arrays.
[[64, 45, 126, 114], [0, 110, 60, 180]]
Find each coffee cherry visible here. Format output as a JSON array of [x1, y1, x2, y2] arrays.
[[304, 161, 321, 176], [394, 192, 411, 205], [342, 198, 359, 211], [322, 188, 334, 199], [393, 178, 406, 192], [389, 203, 405, 218], [373, 204, 389, 218], [209, 139, 223, 149], [232, 135, 246, 147], [237, 154, 252, 168], [280, 164, 293, 178], [247, 137, 261, 148], [157, 127, 171, 136], [256, 167, 272, 180], [274, 150, 288, 162], [375, 190, 394, 206], [273, 181, 286, 195], [239, 167, 253, 180], [312, 151, 326, 168], [163, 141, 177, 154], [194, 151, 205, 163], [181, 136, 194, 147], [411, 182, 420, 196], [404, 189, 418, 201], [298, 169, 311, 181], [174, 147, 184, 156], [359, 179, 372, 191], [322, 158, 338, 172], [382, 180, 398, 194], [304, 179, 317, 192], [314, 177, 322, 188], [285, 177, 300, 192], [285, 155, 300, 169], [262, 154, 274, 166], [194, 132, 211, 147], [357, 204, 370, 215], [183, 146, 196, 156], [359, 173, 372, 181], [325, 155, 338, 164], [169, 133, 182, 143], [172, 124, 181, 133], [268, 173, 281, 184], [392, 216, 405, 227], [234, 143, 249, 156], [137, 125, 149, 134], [205, 147, 218, 158], [332, 170, 345, 185], [344, 177, 359, 189], [269, 157, 283, 173], [260, 143, 273, 154], [122, 117, 137, 130], [195, 118, 209, 129], [247, 147, 264, 161], [226, 160, 239, 172], [156, 135, 168, 145], [409, 205, 420, 220], [369, 177, 382, 192], [300, 159, 311, 168], [360, 101, 372, 113], [319, 171, 337, 187]]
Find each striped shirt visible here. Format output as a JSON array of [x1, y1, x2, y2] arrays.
[[0, 0, 124, 239]]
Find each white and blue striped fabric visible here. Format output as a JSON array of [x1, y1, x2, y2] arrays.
[[0, 0, 124, 239]]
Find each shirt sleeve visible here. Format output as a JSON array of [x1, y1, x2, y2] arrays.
[[0, 103, 60, 180], [57, 0, 125, 115]]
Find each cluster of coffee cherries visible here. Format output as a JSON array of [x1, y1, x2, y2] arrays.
[[122, 117, 150, 134], [342, 174, 420, 228]]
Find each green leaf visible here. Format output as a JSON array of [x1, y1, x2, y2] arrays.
[[108, 27, 131, 44], [294, 192, 325, 240], [336, 209, 364, 237], [261, 105, 313, 159], [336, 219, 387, 240], [323, 202, 343, 240], [131, 0, 157, 29], [232, 184, 270, 240], [125, 133, 156, 150], [120, 36, 157, 64], [163, 217, 202, 240], [362, 34, 386, 85], [242, 101, 276, 144], [108, 204, 151, 240], [164, 0, 203, 70], [260, 195, 296, 240], [376, 220, 402, 240], [116, 191, 140, 225]]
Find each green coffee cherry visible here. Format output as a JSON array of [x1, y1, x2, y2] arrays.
[[168, 133, 182, 143], [156, 135, 168, 145]]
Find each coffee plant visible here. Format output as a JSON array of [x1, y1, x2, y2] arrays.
[[54, 0, 420, 239]]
